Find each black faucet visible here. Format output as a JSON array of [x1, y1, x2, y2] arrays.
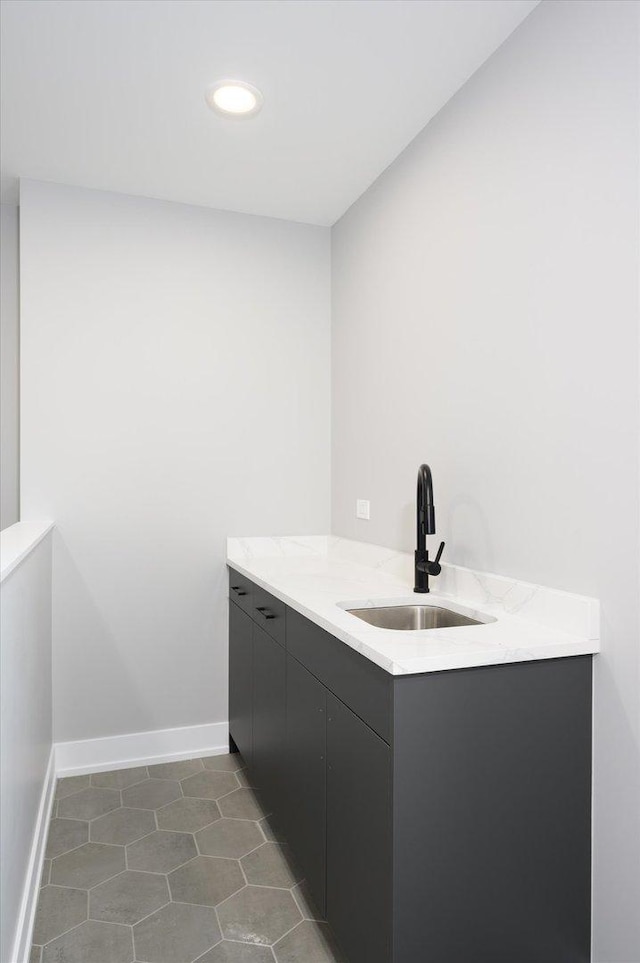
[[414, 463, 445, 593]]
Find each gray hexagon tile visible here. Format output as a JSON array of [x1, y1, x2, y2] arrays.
[[32, 885, 87, 944], [202, 754, 244, 773], [157, 796, 221, 833], [33, 761, 345, 963], [55, 775, 90, 800], [273, 920, 345, 963], [217, 886, 301, 945], [168, 855, 244, 907], [127, 830, 197, 873], [57, 786, 121, 820], [241, 842, 302, 888], [218, 789, 266, 821], [91, 807, 156, 845], [133, 901, 221, 963], [45, 818, 89, 859], [51, 841, 126, 888], [196, 818, 263, 859], [181, 770, 239, 800], [90, 870, 170, 925], [91, 766, 148, 789], [42, 919, 134, 963], [122, 778, 182, 810], [148, 758, 204, 780], [195, 942, 274, 962]]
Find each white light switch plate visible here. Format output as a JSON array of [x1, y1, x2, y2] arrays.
[[356, 499, 370, 520]]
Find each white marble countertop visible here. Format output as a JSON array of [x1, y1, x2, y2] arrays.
[[0, 520, 54, 583], [226, 535, 600, 676]]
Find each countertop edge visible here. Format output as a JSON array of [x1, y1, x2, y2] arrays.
[[226, 557, 599, 676]]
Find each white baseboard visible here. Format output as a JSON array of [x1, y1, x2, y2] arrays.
[[11, 746, 56, 963], [54, 721, 230, 777]]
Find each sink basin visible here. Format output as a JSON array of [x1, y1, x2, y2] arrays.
[[346, 604, 486, 631]]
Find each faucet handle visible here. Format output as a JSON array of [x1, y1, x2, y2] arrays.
[[430, 541, 445, 576]]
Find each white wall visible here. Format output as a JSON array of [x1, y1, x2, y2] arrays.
[[1, 203, 20, 529], [0, 529, 53, 963], [20, 180, 331, 744], [331, 1, 639, 960]]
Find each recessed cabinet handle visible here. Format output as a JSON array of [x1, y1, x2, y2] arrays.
[[231, 586, 247, 596], [256, 606, 276, 620]]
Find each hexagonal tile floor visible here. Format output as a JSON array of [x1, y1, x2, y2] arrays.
[[31, 754, 343, 962]]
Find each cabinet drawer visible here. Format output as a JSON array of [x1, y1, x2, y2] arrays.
[[228, 568, 254, 617], [252, 585, 286, 647], [287, 608, 391, 744]]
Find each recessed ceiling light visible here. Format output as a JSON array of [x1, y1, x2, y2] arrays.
[[205, 80, 263, 117]]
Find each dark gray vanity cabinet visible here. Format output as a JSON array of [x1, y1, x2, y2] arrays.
[[326, 692, 391, 963], [227, 567, 593, 963], [251, 623, 286, 820], [228, 575, 286, 810], [283, 654, 327, 915], [228, 601, 253, 766]]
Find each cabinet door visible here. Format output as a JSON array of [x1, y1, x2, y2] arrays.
[[284, 654, 327, 917], [326, 693, 392, 963], [252, 623, 286, 820], [229, 600, 253, 766]]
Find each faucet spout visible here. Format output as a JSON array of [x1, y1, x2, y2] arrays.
[[416, 464, 435, 549]]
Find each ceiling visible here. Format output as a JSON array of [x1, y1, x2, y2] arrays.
[[0, 0, 539, 226]]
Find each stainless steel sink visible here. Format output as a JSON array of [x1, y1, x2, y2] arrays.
[[346, 604, 485, 631]]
